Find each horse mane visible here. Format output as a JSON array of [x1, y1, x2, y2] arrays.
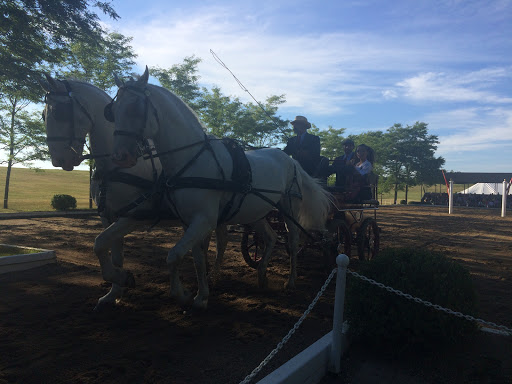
[[141, 81, 209, 133]]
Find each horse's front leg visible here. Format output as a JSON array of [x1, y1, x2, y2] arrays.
[[95, 233, 126, 311], [167, 217, 214, 309], [93, 217, 141, 290], [209, 224, 228, 286]]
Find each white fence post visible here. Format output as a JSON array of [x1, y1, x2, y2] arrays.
[[448, 179, 454, 214], [502, 179, 507, 218], [329, 254, 350, 374]]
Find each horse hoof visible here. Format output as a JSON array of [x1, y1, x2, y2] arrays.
[[93, 300, 115, 312], [125, 272, 136, 288]]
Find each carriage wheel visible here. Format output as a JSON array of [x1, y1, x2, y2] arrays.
[[323, 219, 352, 267], [357, 218, 380, 261], [241, 229, 262, 269]]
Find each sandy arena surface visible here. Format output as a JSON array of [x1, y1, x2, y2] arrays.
[[0, 205, 511, 383]]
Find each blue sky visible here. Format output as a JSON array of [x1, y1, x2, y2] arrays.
[[31, 0, 512, 172]]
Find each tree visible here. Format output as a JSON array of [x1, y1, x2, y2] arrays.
[[316, 126, 347, 159], [150, 56, 202, 109], [1, 0, 119, 97], [381, 122, 445, 204], [0, 95, 47, 208], [62, 31, 137, 91]]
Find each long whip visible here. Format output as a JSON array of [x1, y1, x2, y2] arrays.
[[210, 49, 290, 139]]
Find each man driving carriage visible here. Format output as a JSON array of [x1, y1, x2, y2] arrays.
[[283, 116, 322, 176]]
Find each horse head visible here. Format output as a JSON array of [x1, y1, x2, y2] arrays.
[[109, 66, 152, 168], [39, 74, 89, 171]]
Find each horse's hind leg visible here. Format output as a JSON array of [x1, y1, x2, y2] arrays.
[[191, 241, 209, 310], [253, 218, 277, 289], [282, 199, 302, 290], [209, 224, 228, 286]]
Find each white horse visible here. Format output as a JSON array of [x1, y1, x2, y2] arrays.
[[108, 67, 331, 309], [40, 75, 228, 310]]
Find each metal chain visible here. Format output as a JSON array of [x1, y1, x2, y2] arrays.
[[348, 270, 512, 336], [239, 268, 337, 384]]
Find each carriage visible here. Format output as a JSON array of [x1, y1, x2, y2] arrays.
[[240, 181, 380, 269]]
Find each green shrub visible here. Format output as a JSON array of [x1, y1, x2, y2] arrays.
[[345, 247, 478, 354], [399, 199, 407, 204], [51, 194, 77, 211]]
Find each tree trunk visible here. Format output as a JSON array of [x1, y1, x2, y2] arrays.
[[405, 184, 409, 204], [394, 182, 398, 204], [3, 160, 12, 209], [4, 101, 16, 209]]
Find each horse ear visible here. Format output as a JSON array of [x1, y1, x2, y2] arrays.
[[37, 76, 51, 93], [139, 66, 149, 86], [113, 73, 124, 88], [44, 73, 59, 92]]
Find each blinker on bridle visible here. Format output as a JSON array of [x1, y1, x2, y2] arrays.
[[43, 80, 90, 151], [106, 85, 160, 153]]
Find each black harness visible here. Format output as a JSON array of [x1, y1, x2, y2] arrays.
[[108, 84, 313, 236], [43, 80, 162, 220]]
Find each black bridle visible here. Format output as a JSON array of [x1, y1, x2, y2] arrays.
[[43, 80, 92, 154]]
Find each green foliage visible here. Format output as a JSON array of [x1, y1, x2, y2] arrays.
[[62, 31, 137, 92], [51, 194, 77, 211], [1, 0, 119, 97], [150, 56, 202, 108], [345, 248, 478, 353]]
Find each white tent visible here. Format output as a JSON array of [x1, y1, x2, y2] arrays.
[[458, 182, 512, 195]]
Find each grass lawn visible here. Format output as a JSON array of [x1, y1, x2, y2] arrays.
[[0, 245, 43, 256], [0, 167, 91, 212]]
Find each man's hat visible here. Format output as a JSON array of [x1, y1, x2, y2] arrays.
[[342, 138, 355, 146], [290, 116, 311, 128]]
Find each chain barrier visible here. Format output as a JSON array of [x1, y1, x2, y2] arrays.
[[347, 270, 512, 336], [238, 268, 337, 384]]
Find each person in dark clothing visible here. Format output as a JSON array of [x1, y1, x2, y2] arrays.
[[328, 138, 357, 187], [283, 116, 321, 176]]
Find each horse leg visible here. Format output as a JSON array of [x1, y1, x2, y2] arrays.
[[284, 222, 300, 289], [93, 217, 141, 289], [254, 218, 277, 289], [167, 217, 214, 307], [191, 241, 209, 310], [95, 234, 126, 311], [282, 198, 302, 290], [209, 224, 228, 286]]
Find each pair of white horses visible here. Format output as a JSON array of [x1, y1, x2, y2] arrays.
[[40, 68, 330, 311]]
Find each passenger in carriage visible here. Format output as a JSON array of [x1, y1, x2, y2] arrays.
[[352, 144, 375, 201], [327, 142, 375, 202], [283, 115, 321, 177], [328, 138, 357, 187]]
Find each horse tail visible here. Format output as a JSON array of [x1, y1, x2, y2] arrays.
[[296, 165, 332, 230]]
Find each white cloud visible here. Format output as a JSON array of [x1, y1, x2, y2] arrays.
[[396, 69, 512, 104]]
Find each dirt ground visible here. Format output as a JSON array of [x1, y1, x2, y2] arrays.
[[0, 205, 511, 384]]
